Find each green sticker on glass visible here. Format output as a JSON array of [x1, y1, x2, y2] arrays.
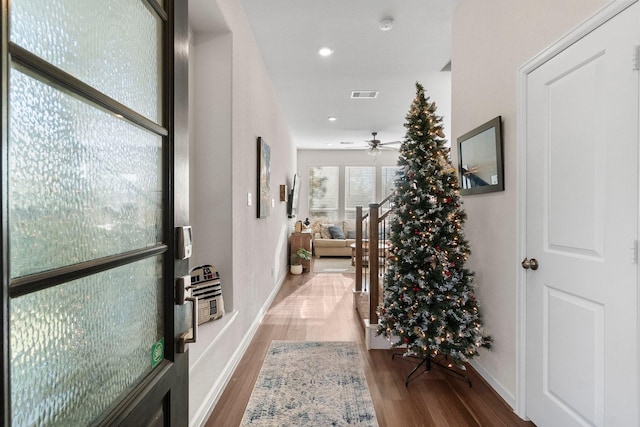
[[151, 338, 164, 368]]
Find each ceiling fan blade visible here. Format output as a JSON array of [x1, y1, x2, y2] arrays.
[[379, 140, 402, 146]]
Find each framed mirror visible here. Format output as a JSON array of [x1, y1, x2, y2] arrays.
[[457, 116, 504, 195]]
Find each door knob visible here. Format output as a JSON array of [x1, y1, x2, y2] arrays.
[[521, 258, 539, 270]]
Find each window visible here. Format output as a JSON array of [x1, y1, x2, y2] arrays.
[[307, 165, 398, 220], [303, 165, 400, 221], [345, 166, 375, 218], [309, 166, 339, 220], [382, 166, 401, 198]]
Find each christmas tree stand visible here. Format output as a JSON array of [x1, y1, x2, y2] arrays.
[[392, 352, 472, 388]]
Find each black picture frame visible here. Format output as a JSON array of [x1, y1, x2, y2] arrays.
[[257, 136, 271, 218], [457, 116, 504, 196]]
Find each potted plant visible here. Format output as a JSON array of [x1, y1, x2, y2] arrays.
[[290, 247, 312, 275]]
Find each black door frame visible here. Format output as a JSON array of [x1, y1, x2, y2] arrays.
[[0, 0, 190, 425]]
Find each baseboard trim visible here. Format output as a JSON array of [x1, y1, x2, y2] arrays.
[[189, 271, 287, 427], [364, 320, 396, 350], [468, 359, 518, 415]]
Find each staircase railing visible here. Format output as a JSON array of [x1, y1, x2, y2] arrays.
[[354, 194, 394, 326]]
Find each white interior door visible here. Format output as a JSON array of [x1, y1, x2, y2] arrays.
[[525, 4, 639, 426]]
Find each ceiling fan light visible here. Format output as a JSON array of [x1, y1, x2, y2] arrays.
[[368, 146, 381, 156]]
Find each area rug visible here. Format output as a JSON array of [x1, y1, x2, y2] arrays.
[[240, 341, 379, 426], [312, 257, 355, 273]]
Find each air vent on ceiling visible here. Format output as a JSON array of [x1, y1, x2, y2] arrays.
[[351, 90, 379, 99], [340, 141, 354, 145]]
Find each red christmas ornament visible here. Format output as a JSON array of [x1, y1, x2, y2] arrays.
[[404, 337, 410, 344], [445, 271, 451, 277], [414, 229, 420, 235], [450, 262, 456, 268], [413, 287, 419, 292], [435, 246, 441, 252]]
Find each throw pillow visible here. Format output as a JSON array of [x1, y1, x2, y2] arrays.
[[311, 218, 330, 236], [327, 225, 345, 239], [320, 224, 334, 239], [346, 230, 356, 239]]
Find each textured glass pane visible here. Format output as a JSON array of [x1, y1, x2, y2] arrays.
[[10, 257, 163, 427], [10, 0, 161, 122], [9, 69, 163, 278]]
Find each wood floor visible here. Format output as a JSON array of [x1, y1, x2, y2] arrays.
[[204, 266, 535, 427]]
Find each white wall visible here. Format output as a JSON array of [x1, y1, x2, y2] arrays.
[[188, 0, 297, 424], [190, 31, 233, 307], [451, 0, 607, 407]]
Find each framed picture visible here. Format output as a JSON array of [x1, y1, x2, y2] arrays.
[[457, 116, 504, 196], [257, 136, 271, 218]]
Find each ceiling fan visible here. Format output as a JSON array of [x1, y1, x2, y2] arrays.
[[365, 132, 401, 156]]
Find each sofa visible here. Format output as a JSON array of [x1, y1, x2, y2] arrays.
[[310, 219, 358, 257]]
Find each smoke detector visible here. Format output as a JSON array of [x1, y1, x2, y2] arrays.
[[379, 19, 394, 31]]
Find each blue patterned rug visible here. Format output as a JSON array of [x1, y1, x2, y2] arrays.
[[241, 341, 379, 426]]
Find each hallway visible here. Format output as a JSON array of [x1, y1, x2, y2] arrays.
[[205, 269, 534, 426]]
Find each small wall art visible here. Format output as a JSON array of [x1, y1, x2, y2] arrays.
[[257, 136, 271, 218]]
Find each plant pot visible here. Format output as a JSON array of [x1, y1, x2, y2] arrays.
[[290, 264, 303, 275]]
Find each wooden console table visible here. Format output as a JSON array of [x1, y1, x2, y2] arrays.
[[290, 231, 312, 272]]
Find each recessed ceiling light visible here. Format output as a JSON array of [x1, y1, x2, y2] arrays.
[[318, 47, 334, 57], [328, 116, 337, 122]]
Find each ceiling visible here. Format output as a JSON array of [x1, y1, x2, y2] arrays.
[[190, 0, 460, 151]]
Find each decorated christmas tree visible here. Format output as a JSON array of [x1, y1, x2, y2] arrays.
[[377, 83, 492, 368]]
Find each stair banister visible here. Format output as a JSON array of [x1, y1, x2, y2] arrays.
[[355, 206, 364, 292], [368, 203, 380, 324]]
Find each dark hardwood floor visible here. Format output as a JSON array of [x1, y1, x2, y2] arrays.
[[205, 265, 535, 427]]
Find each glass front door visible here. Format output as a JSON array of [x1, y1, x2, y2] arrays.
[[2, 0, 189, 425]]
